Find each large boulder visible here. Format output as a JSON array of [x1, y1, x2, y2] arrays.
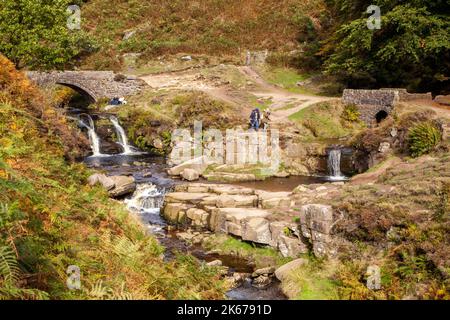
[[277, 235, 307, 257], [242, 217, 272, 245], [167, 156, 210, 176], [87, 173, 115, 191], [210, 208, 271, 234], [274, 258, 307, 281], [108, 176, 136, 197], [186, 208, 209, 227], [163, 203, 189, 223], [181, 168, 200, 181], [299, 204, 334, 257]]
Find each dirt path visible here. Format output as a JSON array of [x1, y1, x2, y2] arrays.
[[139, 66, 333, 124], [237, 66, 332, 122], [407, 99, 450, 119]]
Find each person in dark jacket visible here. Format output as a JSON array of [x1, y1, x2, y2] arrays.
[[249, 108, 261, 131]]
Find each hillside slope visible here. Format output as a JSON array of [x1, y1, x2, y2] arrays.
[[0, 55, 226, 299], [81, 0, 326, 69]]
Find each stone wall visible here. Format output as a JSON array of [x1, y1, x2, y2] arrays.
[[244, 50, 269, 66], [380, 88, 432, 101], [343, 89, 400, 108], [27, 71, 146, 102]]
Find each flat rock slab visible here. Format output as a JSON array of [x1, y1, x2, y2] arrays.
[[216, 194, 258, 208], [168, 156, 210, 176], [213, 208, 271, 221], [210, 185, 255, 195], [165, 192, 211, 203], [256, 191, 292, 200]]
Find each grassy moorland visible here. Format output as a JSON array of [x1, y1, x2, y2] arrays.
[[80, 0, 327, 70]]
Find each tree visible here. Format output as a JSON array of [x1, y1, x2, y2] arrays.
[[322, 0, 450, 93], [0, 0, 91, 70]]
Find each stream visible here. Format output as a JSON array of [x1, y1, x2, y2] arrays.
[[75, 111, 348, 300], [84, 154, 289, 300]]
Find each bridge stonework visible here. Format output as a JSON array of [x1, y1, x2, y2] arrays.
[[26, 71, 146, 102], [342, 89, 432, 125]]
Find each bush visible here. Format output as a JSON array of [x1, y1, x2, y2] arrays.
[[342, 104, 360, 122], [0, 0, 92, 69], [408, 121, 442, 157]]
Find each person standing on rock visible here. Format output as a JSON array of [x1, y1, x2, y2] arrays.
[[249, 108, 261, 131]]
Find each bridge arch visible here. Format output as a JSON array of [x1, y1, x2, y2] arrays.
[[55, 82, 97, 103], [375, 109, 389, 123]]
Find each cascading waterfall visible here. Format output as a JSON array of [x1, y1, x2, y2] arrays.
[[125, 184, 166, 234], [78, 115, 103, 157], [110, 116, 136, 155], [327, 149, 346, 180]]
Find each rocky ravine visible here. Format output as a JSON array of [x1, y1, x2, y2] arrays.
[[162, 182, 344, 258]]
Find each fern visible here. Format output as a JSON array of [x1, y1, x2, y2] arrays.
[[101, 232, 143, 261], [0, 245, 20, 283], [0, 284, 49, 300], [88, 280, 111, 300], [0, 245, 49, 300], [408, 121, 442, 157]]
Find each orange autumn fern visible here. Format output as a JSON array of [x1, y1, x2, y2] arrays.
[[0, 55, 88, 160]]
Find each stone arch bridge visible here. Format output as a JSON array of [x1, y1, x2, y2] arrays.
[[343, 89, 432, 126], [27, 71, 147, 102]]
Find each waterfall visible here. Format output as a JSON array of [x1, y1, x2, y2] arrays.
[[110, 116, 137, 155], [125, 184, 166, 234], [327, 149, 345, 180], [78, 115, 103, 157]]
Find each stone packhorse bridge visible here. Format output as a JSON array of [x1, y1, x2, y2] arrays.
[[27, 71, 147, 102], [343, 89, 432, 125]]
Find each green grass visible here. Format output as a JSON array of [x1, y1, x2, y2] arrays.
[[288, 102, 352, 139], [276, 101, 306, 111], [281, 257, 339, 300], [203, 234, 291, 268], [259, 67, 313, 94], [249, 95, 273, 111]]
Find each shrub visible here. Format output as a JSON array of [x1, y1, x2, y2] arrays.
[[408, 122, 442, 158], [341, 104, 360, 123]]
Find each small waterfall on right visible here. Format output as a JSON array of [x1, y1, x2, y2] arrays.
[[78, 115, 103, 157], [327, 149, 346, 181]]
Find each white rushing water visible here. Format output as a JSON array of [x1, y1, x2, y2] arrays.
[[78, 115, 104, 157], [327, 149, 346, 181], [110, 116, 138, 155], [125, 183, 166, 234]]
